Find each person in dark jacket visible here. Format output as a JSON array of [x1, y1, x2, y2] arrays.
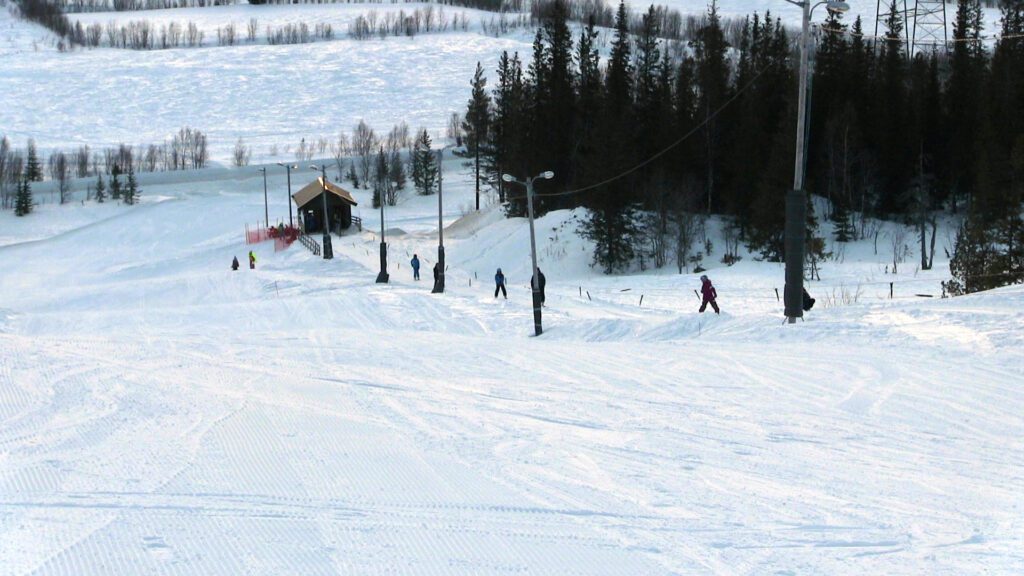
[[532, 268, 546, 305], [802, 287, 816, 311], [433, 262, 441, 282], [699, 274, 719, 314], [494, 268, 507, 299], [411, 254, 421, 280], [231, 256, 239, 271]]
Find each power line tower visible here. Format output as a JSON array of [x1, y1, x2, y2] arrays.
[[909, 0, 948, 55], [875, 0, 911, 55], [875, 0, 948, 56]]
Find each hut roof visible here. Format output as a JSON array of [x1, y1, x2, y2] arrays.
[[292, 177, 358, 208]]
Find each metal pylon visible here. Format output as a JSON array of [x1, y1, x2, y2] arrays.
[[875, 0, 912, 56], [911, 0, 948, 55]]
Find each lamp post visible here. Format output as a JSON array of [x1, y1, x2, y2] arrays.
[[257, 167, 268, 228], [375, 175, 389, 284], [309, 165, 333, 259], [502, 170, 554, 336], [277, 162, 297, 229], [782, 0, 849, 323], [432, 146, 455, 294]]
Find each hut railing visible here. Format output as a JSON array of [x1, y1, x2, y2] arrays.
[[298, 233, 321, 256]]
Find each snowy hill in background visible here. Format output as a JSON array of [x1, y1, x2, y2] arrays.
[[0, 0, 1007, 163], [0, 163, 1022, 574]]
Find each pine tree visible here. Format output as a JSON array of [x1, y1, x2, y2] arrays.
[[95, 172, 106, 203], [372, 148, 386, 208], [347, 160, 360, 189], [944, 0, 986, 212], [485, 51, 525, 204], [582, 0, 637, 273], [26, 139, 42, 182], [412, 129, 437, 195], [14, 175, 32, 216], [692, 0, 731, 213], [946, 217, 1000, 295], [125, 165, 140, 205], [874, 0, 913, 214], [388, 147, 406, 192], [110, 164, 123, 200], [462, 62, 491, 211], [574, 16, 602, 187], [833, 201, 855, 242]]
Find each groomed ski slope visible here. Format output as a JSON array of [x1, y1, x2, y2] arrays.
[[0, 166, 1022, 575]]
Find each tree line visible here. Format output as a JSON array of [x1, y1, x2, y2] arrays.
[[0, 128, 208, 212], [461, 0, 1024, 293]]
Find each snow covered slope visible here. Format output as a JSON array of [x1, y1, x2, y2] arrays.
[[0, 166, 1021, 574], [0, 2, 535, 163]]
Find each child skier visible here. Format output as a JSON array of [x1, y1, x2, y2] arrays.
[[231, 256, 239, 271], [494, 268, 507, 299], [248, 250, 257, 270], [411, 254, 421, 280], [699, 275, 719, 314]]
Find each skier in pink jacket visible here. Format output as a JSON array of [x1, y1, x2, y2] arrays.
[[699, 275, 719, 314]]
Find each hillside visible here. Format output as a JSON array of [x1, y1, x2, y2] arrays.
[[0, 165, 1021, 574]]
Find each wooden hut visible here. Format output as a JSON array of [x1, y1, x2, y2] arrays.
[[292, 177, 359, 234]]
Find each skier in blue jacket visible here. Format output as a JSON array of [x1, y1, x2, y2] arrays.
[[494, 268, 507, 299], [411, 254, 421, 280]]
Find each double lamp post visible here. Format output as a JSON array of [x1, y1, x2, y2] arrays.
[[502, 170, 554, 337], [782, 0, 849, 323]]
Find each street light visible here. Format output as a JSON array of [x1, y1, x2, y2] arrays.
[[257, 167, 268, 228], [309, 165, 333, 259], [277, 162, 297, 229], [432, 145, 456, 294], [781, 0, 850, 323], [502, 170, 554, 336]]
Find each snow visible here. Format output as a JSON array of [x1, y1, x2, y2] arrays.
[[0, 3, 536, 163], [1, 162, 1022, 574], [67, 2, 497, 41], [3, 0, 1008, 166]]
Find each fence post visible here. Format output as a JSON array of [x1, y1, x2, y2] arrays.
[[890, 282, 894, 299]]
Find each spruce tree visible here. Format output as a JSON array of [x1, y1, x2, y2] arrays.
[[14, 175, 32, 216], [94, 172, 106, 203], [26, 139, 42, 182], [875, 0, 912, 215], [372, 148, 386, 208], [945, 0, 986, 212], [582, 0, 637, 273], [110, 164, 123, 200], [412, 129, 437, 196], [125, 165, 139, 205], [389, 148, 406, 192], [574, 16, 602, 186], [347, 160, 360, 189], [833, 202, 855, 242], [463, 62, 491, 211], [692, 0, 731, 213]]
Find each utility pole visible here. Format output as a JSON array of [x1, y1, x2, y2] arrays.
[[310, 165, 333, 259], [783, 0, 850, 323], [474, 137, 480, 211], [258, 167, 268, 228], [432, 148, 445, 293], [278, 162, 296, 228], [376, 177, 389, 283], [502, 170, 554, 336]]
